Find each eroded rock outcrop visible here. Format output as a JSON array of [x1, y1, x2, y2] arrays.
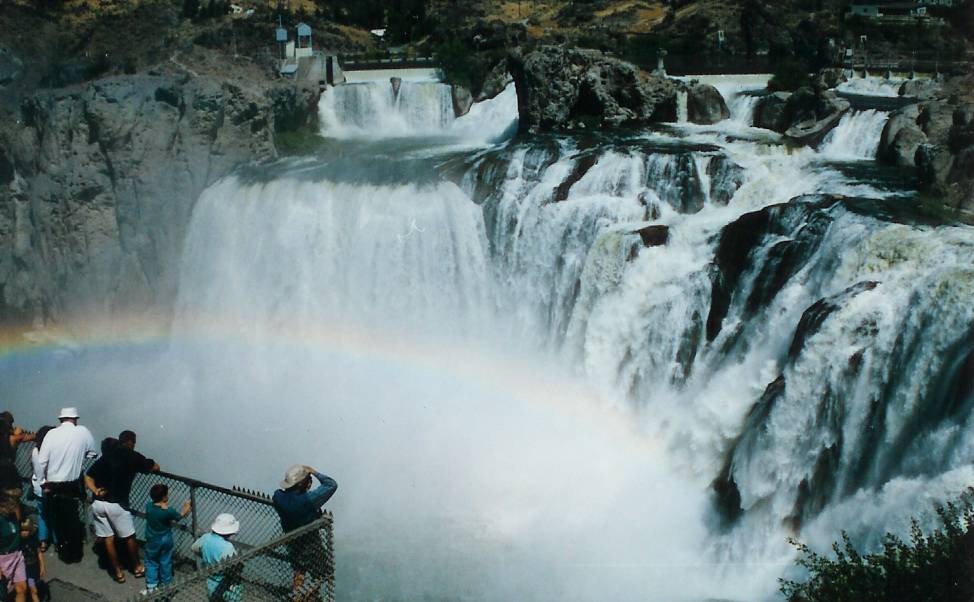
[[0, 68, 310, 327], [507, 46, 683, 132], [875, 74, 974, 223]]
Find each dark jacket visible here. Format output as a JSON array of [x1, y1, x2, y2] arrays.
[[272, 472, 337, 532]]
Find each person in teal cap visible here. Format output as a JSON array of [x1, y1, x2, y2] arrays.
[[191, 513, 242, 601]]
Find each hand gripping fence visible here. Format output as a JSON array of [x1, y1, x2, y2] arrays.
[[14, 441, 336, 601]]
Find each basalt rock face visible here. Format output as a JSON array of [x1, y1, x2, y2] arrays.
[[781, 88, 850, 146], [686, 83, 730, 125], [875, 74, 974, 223], [0, 70, 304, 327], [507, 46, 681, 133], [754, 88, 850, 145]]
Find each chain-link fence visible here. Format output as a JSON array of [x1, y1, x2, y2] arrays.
[[137, 514, 335, 602], [13, 439, 335, 601]]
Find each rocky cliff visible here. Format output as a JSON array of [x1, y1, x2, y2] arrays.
[[0, 61, 316, 330], [876, 74, 974, 223], [506, 46, 727, 133]]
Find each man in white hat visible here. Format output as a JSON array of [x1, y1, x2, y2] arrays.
[[192, 513, 242, 600], [272, 465, 337, 600], [37, 407, 97, 563]]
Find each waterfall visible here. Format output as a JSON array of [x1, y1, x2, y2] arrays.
[[837, 76, 905, 98], [318, 80, 455, 138], [319, 79, 519, 142], [819, 109, 890, 160], [8, 66, 974, 602], [677, 89, 689, 123], [711, 79, 767, 127]]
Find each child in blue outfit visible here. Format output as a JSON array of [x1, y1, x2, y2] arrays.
[[192, 513, 242, 601], [143, 484, 191, 593]]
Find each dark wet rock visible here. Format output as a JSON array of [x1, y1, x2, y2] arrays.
[[635, 224, 669, 247], [815, 68, 845, 90], [877, 104, 925, 167], [899, 78, 940, 100], [476, 60, 512, 102], [706, 155, 745, 206], [788, 281, 879, 360], [644, 153, 706, 214], [706, 197, 836, 342], [686, 82, 730, 125], [553, 152, 598, 201], [507, 46, 681, 133], [451, 84, 473, 117], [781, 88, 850, 146], [390, 76, 402, 99], [753, 92, 791, 132], [711, 374, 787, 528]]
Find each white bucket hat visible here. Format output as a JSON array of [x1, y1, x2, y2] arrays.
[[211, 513, 240, 536], [280, 465, 310, 489], [58, 407, 80, 419]]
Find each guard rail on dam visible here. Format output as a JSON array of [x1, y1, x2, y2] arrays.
[[14, 440, 335, 601]]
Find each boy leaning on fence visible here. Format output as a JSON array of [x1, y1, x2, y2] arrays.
[[143, 484, 191, 594]]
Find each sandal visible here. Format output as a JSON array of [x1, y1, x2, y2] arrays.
[[113, 571, 127, 584], [133, 566, 145, 578]]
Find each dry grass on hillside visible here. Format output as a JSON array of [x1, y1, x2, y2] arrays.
[[486, 0, 668, 37]]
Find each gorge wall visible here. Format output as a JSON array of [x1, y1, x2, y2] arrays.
[[0, 61, 316, 330]]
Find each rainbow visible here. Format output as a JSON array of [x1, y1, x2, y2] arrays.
[[0, 312, 660, 453]]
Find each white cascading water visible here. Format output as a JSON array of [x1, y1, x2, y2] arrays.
[[676, 89, 689, 123], [318, 80, 456, 137], [837, 76, 905, 98], [710, 76, 770, 127], [819, 109, 890, 159], [8, 74, 974, 602]]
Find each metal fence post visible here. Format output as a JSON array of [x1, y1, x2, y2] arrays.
[[189, 484, 198, 539]]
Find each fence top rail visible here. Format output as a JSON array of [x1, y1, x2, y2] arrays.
[[153, 469, 275, 506], [137, 514, 334, 602], [15, 441, 276, 507]]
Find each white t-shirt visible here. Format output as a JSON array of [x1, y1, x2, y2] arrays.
[[37, 421, 97, 483], [31, 447, 44, 497]]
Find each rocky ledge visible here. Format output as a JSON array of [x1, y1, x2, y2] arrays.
[[506, 46, 727, 133], [0, 58, 318, 328], [875, 74, 974, 222], [753, 87, 850, 146]]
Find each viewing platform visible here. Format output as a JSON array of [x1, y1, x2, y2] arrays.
[[13, 444, 335, 601]]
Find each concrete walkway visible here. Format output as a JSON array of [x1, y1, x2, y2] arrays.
[[42, 542, 196, 601]]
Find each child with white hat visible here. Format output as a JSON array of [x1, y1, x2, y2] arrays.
[[192, 513, 242, 600]]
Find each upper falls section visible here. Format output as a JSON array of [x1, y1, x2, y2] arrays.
[[317, 68, 519, 143]]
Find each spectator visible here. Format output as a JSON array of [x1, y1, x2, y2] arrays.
[[18, 517, 44, 602], [272, 465, 337, 601], [143, 483, 191, 594], [0, 491, 26, 602], [192, 513, 242, 601], [0, 412, 35, 490], [85, 431, 158, 583], [37, 407, 96, 564], [28, 426, 53, 553]]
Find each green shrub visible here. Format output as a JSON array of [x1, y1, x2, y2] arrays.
[[780, 490, 974, 602], [768, 59, 811, 92]]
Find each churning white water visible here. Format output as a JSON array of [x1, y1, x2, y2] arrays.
[[837, 76, 905, 97], [4, 73, 973, 602], [819, 109, 890, 159], [318, 80, 456, 137]]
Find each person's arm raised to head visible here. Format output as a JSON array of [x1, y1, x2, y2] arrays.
[[307, 471, 338, 508]]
